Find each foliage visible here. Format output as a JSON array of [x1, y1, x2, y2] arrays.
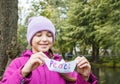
[[99, 56, 120, 68], [18, 0, 120, 61], [61, 0, 120, 62], [17, 24, 28, 54]]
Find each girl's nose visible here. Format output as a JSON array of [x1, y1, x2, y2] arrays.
[[41, 35, 47, 41]]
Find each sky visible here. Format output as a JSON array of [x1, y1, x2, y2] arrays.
[[18, 0, 46, 24], [18, 0, 31, 9], [18, 0, 32, 24], [18, 0, 41, 9]]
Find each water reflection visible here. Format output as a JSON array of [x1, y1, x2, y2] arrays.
[[93, 67, 120, 84]]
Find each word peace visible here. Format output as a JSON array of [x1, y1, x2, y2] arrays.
[[45, 58, 76, 73], [50, 60, 70, 70]]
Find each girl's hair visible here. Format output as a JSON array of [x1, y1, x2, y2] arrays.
[[48, 49, 76, 83]]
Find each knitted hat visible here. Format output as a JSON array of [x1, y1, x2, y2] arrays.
[[27, 16, 55, 45]]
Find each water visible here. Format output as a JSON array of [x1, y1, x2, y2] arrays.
[[93, 67, 120, 84]]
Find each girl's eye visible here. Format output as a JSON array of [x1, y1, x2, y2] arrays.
[[36, 33, 42, 37], [35, 31, 52, 37], [47, 33, 52, 37]]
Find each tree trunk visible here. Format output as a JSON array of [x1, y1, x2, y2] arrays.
[[0, 0, 18, 78], [92, 43, 99, 63]]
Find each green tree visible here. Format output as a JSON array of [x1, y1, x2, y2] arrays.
[[65, 0, 120, 62]]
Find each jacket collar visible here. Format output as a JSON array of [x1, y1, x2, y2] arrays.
[[21, 50, 50, 58]]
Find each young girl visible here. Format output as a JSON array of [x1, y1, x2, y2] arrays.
[[0, 16, 97, 84]]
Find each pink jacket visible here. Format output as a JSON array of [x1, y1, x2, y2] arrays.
[[0, 50, 97, 84]]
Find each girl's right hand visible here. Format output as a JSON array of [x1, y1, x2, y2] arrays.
[[21, 52, 47, 77]]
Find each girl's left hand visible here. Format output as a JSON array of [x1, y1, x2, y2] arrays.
[[76, 56, 91, 80]]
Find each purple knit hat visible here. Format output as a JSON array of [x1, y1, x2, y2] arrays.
[[27, 16, 55, 45]]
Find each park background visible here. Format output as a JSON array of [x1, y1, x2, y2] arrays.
[[0, 0, 120, 84]]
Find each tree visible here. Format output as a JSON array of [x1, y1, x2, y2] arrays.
[[65, 0, 120, 62], [0, 0, 18, 78]]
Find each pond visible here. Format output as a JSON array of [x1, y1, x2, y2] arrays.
[[92, 67, 120, 84]]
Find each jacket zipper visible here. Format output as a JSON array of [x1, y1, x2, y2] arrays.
[[37, 65, 47, 84], [43, 65, 47, 84], [20, 79, 25, 84]]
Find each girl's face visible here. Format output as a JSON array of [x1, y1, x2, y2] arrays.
[[31, 30, 53, 53]]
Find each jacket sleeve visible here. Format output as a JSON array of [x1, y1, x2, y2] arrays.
[[0, 58, 31, 84], [66, 72, 97, 84], [76, 73, 98, 84]]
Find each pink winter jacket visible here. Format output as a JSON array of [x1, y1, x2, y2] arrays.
[[0, 50, 97, 84]]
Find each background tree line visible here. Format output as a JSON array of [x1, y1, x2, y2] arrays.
[[0, 0, 120, 78]]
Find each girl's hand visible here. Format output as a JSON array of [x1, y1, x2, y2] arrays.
[[21, 52, 47, 77], [76, 56, 91, 80]]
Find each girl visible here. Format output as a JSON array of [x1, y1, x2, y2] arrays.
[[0, 16, 97, 84]]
